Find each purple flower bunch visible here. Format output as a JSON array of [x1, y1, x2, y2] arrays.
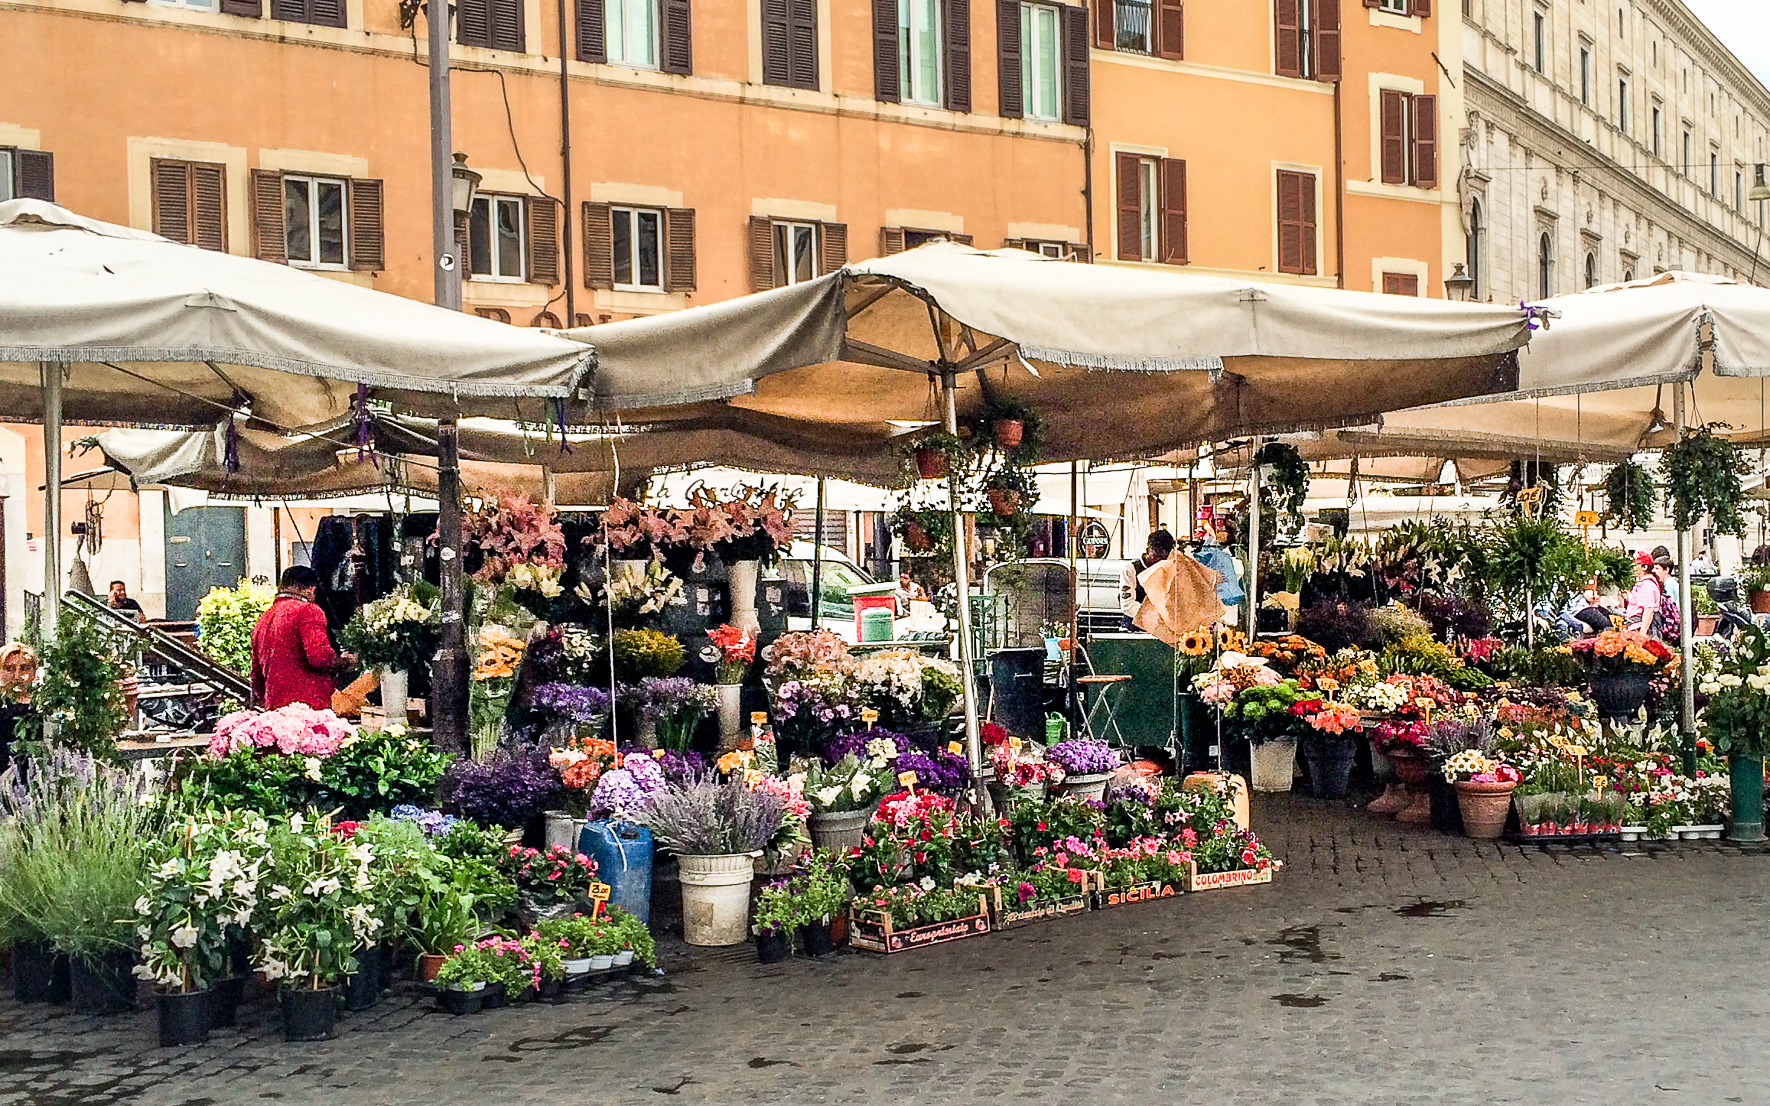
[[616, 676, 698, 723], [1102, 781, 1153, 808], [655, 749, 708, 785], [772, 675, 863, 743], [439, 743, 564, 830], [891, 748, 971, 796], [820, 727, 910, 766], [390, 804, 461, 836], [1048, 738, 1119, 776], [589, 762, 668, 821], [532, 683, 611, 725]]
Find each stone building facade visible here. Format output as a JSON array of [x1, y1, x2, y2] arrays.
[[1459, 0, 1770, 303]]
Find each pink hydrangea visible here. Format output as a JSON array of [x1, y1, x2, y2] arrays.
[[206, 704, 353, 759]]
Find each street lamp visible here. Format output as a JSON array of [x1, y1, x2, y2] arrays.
[[1443, 262, 1475, 302], [450, 152, 481, 217], [1752, 164, 1770, 286]]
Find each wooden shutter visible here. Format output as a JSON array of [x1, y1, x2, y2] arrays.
[[1093, 0, 1113, 50], [1382, 272, 1419, 296], [1275, 0, 1300, 78], [14, 150, 54, 202], [582, 202, 613, 289], [661, 0, 692, 74], [1362, 0, 1380, 7], [762, 0, 791, 85], [490, 0, 524, 50], [664, 207, 696, 292], [1062, 4, 1089, 126], [1277, 169, 1305, 274], [1068, 240, 1090, 261], [152, 160, 191, 244], [944, 0, 972, 113], [525, 195, 559, 284], [1415, 0, 1429, 15], [457, 0, 491, 47], [880, 227, 908, 255], [308, 0, 346, 28], [1002, 237, 1026, 250], [347, 178, 384, 271], [1159, 157, 1187, 264], [576, 0, 606, 62], [1156, 0, 1182, 60], [455, 213, 471, 275], [788, 0, 818, 88], [818, 221, 848, 273], [249, 169, 287, 263], [1115, 152, 1141, 261], [220, 0, 262, 16], [1411, 93, 1438, 188], [268, 0, 302, 19], [873, 0, 900, 102], [1312, 0, 1339, 81], [997, 0, 1022, 118], [191, 163, 227, 252], [748, 216, 777, 291], [1380, 90, 1408, 184]]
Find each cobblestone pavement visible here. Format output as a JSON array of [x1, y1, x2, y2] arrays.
[[5, 795, 1770, 1106]]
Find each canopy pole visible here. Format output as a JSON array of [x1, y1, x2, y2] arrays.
[[427, 0, 460, 311], [1246, 436, 1261, 641], [433, 419, 468, 754], [1674, 384, 1697, 776], [810, 478, 826, 631], [42, 361, 62, 639], [942, 368, 990, 815]]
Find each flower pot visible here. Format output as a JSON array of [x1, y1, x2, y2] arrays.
[[902, 521, 935, 553], [343, 948, 381, 1011], [613, 558, 649, 584], [1454, 780, 1517, 839], [11, 940, 70, 1004], [1301, 736, 1357, 801], [536, 977, 563, 1000], [1753, 587, 1770, 615], [209, 975, 245, 1028], [986, 488, 1021, 517], [1249, 738, 1298, 793], [279, 986, 338, 1042], [1619, 826, 1646, 842], [1058, 771, 1113, 802], [1428, 775, 1465, 833], [438, 985, 485, 1016], [809, 808, 872, 853], [799, 920, 835, 957], [717, 683, 744, 748], [1696, 613, 1720, 636], [480, 982, 509, 1009], [728, 559, 762, 636], [677, 852, 757, 947], [1590, 669, 1653, 720], [417, 954, 447, 983], [613, 949, 635, 967], [1729, 755, 1765, 842], [157, 989, 212, 1048], [589, 953, 616, 970], [1387, 750, 1433, 824], [994, 418, 1025, 448], [543, 810, 581, 853], [562, 957, 592, 976], [756, 930, 791, 964], [69, 951, 136, 1015], [914, 449, 949, 480], [379, 666, 409, 725]]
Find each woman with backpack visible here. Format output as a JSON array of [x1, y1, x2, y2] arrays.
[[1624, 553, 1664, 636]]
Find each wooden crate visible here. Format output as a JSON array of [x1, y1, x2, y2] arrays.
[[1183, 861, 1274, 892], [1092, 878, 1185, 909], [848, 894, 992, 954], [996, 892, 1091, 929]]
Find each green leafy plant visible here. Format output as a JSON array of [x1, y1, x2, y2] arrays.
[[532, 913, 605, 959], [1254, 441, 1310, 528], [18, 611, 142, 761], [135, 810, 273, 992], [194, 581, 275, 675], [518, 932, 567, 982], [606, 906, 657, 967], [412, 882, 479, 958], [1601, 459, 1657, 531], [891, 504, 955, 556], [1699, 624, 1770, 758], [751, 878, 802, 936], [1662, 425, 1745, 535], [610, 628, 685, 681], [254, 814, 382, 989], [980, 394, 1043, 462], [1479, 511, 1586, 617]]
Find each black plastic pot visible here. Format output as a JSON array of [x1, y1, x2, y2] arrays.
[[757, 930, 791, 964], [11, 940, 71, 1004], [480, 982, 509, 1009], [437, 987, 485, 1016], [1302, 736, 1359, 801], [157, 989, 212, 1047], [209, 976, 245, 1029], [536, 977, 563, 1000], [343, 948, 381, 1012], [70, 951, 137, 1015], [279, 986, 338, 1042], [1592, 669, 1653, 720], [1428, 775, 1465, 833], [798, 921, 834, 957]]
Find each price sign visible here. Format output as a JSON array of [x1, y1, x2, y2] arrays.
[[1009, 736, 1023, 753], [586, 881, 611, 921], [897, 771, 918, 791], [947, 742, 964, 756], [1574, 510, 1600, 527]]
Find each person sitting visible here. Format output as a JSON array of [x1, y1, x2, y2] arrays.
[[0, 643, 38, 776], [892, 570, 928, 614], [106, 579, 146, 624], [250, 566, 356, 711]]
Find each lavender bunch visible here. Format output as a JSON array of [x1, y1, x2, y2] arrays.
[[439, 743, 564, 830], [633, 773, 786, 855]]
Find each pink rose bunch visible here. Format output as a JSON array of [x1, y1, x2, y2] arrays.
[[207, 704, 354, 759]]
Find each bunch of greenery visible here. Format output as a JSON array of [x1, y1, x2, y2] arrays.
[[1663, 425, 1745, 535], [1602, 459, 1657, 532], [432, 821, 520, 921], [610, 628, 685, 681], [1253, 441, 1310, 528], [194, 581, 275, 675], [173, 724, 450, 819], [17, 611, 142, 761], [1698, 624, 1770, 759], [135, 810, 272, 993]]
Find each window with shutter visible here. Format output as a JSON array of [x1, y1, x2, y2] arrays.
[[347, 178, 384, 272], [611, 206, 663, 289], [660, 0, 692, 74], [283, 175, 348, 267], [468, 194, 527, 279], [1379, 89, 1408, 184], [1115, 151, 1142, 261], [1275, 0, 1301, 78], [1276, 169, 1316, 276], [526, 196, 560, 285], [583, 201, 614, 289], [1311, 0, 1338, 81], [191, 164, 227, 253], [1411, 93, 1437, 188], [1092, 0, 1112, 50], [491, 0, 525, 50], [1060, 3, 1089, 125], [152, 160, 191, 244], [219, 0, 263, 17], [13, 150, 54, 202], [1155, 0, 1181, 60], [152, 159, 229, 252], [996, 0, 1022, 117], [874, 0, 902, 102], [1381, 272, 1419, 296], [249, 169, 287, 263], [664, 207, 696, 292], [881, 227, 908, 255], [762, 0, 819, 90], [818, 221, 848, 274], [270, 0, 345, 27], [457, 0, 493, 47], [1159, 157, 1186, 264], [945, 0, 971, 113], [605, 0, 660, 66], [900, 0, 946, 107], [748, 215, 777, 290], [576, 0, 607, 62]]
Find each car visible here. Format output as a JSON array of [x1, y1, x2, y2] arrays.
[[770, 541, 880, 642]]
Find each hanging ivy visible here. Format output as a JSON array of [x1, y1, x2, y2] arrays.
[[1600, 459, 1657, 531], [1662, 425, 1745, 535], [1253, 441, 1309, 527]]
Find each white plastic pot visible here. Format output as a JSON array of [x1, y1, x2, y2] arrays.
[[717, 683, 744, 748], [1249, 739, 1298, 793], [677, 852, 757, 946], [1060, 772, 1112, 802], [379, 667, 409, 725], [588, 954, 616, 970], [728, 560, 761, 635], [543, 811, 582, 853], [613, 950, 635, 967], [562, 958, 592, 975]]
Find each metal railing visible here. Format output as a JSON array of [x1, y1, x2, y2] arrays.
[[61, 589, 252, 704], [1115, 0, 1153, 55]]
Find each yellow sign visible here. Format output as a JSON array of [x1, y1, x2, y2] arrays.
[[1575, 510, 1600, 527], [897, 770, 918, 790], [1515, 486, 1544, 517], [586, 881, 611, 920], [1009, 736, 1023, 752], [947, 741, 964, 757]]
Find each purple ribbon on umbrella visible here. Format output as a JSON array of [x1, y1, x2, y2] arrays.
[[353, 383, 379, 469]]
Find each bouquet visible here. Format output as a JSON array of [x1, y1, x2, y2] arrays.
[[587, 560, 682, 627], [471, 627, 527, 755], [1570, 628, 1675, 676], [341, 585, 439, 674], [708, 624, 757, 685], [462, 491, 566, 585], [601, 497, 688, 562], [1295, 700, 1363, 736], [1047, 738, 1118, 777], [207, 704, 354, 759]]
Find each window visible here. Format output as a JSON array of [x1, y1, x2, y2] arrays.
[[900, 0, 944, 106], [746, 216, 846, 290], [881, 227, 976, 253], [1584, 251, 1598, 288], [610, 207, 663, 290], [1738, 169, 1745, 211], [1011, 238, 1078, 258], [151, 0, 216, 9], [1276, 169, 1317, 276], [1114, 153, 1186, 264], [1466, 195, 1484, 300], [607, 0, 658, 67], [1379, 90, 1438, 188], [1111, 0, 1153, 56], [266, 0, 347, 27], [458, 0, 524, 51], [761, 0, 819, 89], [1683, 128, 1692, 175], [1532, 9, 1546, 74], [469, 195, 525, 280], [1711, 152, 1720, 196], [1275, 0, 1339, 83], [0, 147, 54, 202], [1652, 103, 1663, 156], [1001, 2, 1087, 123], [1537, 231, 1553, 298], [584, 202, 689, 291], [282, 176, 346, 268], [151, 159, 227, 252], [873, 0, 967, 112], [1381, 272, 1419, 296], [1617, 75, 1629, 132], [1579, 46, 1591, 106], [1623, 267, 1635, 283], [1020, 3, 1062, 120], [1378, 0, 1409, 14], [577, 0, 690, 72]]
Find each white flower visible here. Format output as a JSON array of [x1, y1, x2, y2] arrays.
[[1718, 674, 1745, 688], [156, 859, 183, 878], [918, 876, 935, 891], [288, 813, 307, 833], [258, 956, 288, 982], [303, 756, 324, 782], [170, 925, 199, 949], [231, 908, 254, 928], [269, 884, 295, 902], [135, 896, 153, 916]]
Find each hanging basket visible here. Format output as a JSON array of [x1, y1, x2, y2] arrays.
[[914, 449, 949, 480], [993, 419, 1025, 448], [903, 521, 935, 553], [987, 488, 1021, 516]]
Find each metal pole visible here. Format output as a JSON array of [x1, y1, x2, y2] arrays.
[[942, 369, 989, 814], [41, 361, 61, 638], [1246, 436, 1260, 640], [433, 419, 468, 754], [810, 478, 826, 631], [1674, 384, 1698, 776], [428, 0, 460, 311]]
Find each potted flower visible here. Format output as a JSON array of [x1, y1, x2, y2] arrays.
[[803, 751, 893, 851], [1569, 628, 1674, 720], [1293, 698, 1363, 801], [602, 497, 686, 578], [496, 843, 600, 925], [433, 942, 496, 1015], [531, 683, 610, 747], [1743, 554, 1770, 616], [340, 584, 439, 726], [533, 914, 601, 979], [607, 906, 657, 970], [708, 623, 757, 744], [439, 742, 564, 838], [698, 484, 796, 635], [891, 505, 953, 555], [1220, 676, 1303, 793], [1697, 624, 1770, 841], [1370, 718, 1431, 824], [412, 882, 478, 982], [983, 395, 1038, 453], [987, 742, 1062, 807], [794, 852, 849, 956], [1440, 751, 1522, 839], [633, 773, 788, 947], [518, 932, 568, 999], [981, 466, 1035, 517], [751, 878, 800, 963], [476, 934, 536, 1005], [469, 626, 527, 755], [1048, 738, 1118, 801]]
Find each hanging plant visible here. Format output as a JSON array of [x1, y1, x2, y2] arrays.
[[1600, 459, 1656, 531], [1502, 459, 1563, 515], [1253, 441, 1309, 527], [980, 395, 1043, 462], [981, 465, 1038, 518], [891, 505, 954, 556], [1662, 425, 1745, 535], [902, 431, 967, 482]]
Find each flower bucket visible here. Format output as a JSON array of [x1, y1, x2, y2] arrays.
[[1454, 780, 1517, 839], [717, 683, 744, 747], [809, 808, 871, 853], [343, 947, 381, 1012], [1249, 739, 1297, 793], [1300, 736, 1357, 801], [209, 975, 245, 1027], [1058, 771, 1112, 802], [612, 558, 649, 584], [157, 989, 212, 1048], [903, 521, 935, 553], [11, 940, 70, 1005], [589, 954, 616, 970], [1590, 669, 1652, 720], [993, 418, 1025, 448], [417, 954, 446, 983], [379, 666, 409, 725], [438, 985, 485, 1016], [677, 852, 757, 947], [279, 986, 338, 1042], [799, 919, 836, 956], [70, 951, 136, 1015], [756, 930, 791, 963], [613, 949, 635, 967], [728, 559, 761, 635], [543, 810, 581, 852]]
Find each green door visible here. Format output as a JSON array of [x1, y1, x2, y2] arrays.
[[164, 505, 247, 621]]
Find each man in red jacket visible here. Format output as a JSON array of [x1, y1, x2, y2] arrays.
[[250, 566, 355, 711]]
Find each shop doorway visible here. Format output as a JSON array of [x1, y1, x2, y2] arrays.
[[164, 505, 246, 621]]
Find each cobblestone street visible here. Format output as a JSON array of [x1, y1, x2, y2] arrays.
[[4, 795, 1769, 1106]]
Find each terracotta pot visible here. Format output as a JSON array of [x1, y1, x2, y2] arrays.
[[903, 521, 935, 553], [1696, 613, 1719, 636], [986, 487, 1021, 516], [994, 418, 1025, 448], [1753, 588, 1770, 615], [1366, 783, 1409, 816], [1387, 750, 1433, 825], [914, 449, 949, 480], [1454, 780, 1517, 839], [417, 954, 446, 983]]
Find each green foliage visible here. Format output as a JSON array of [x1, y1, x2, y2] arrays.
[[751, 879, 801, 935], [1487, 646, 1590, 689], [1662, 425, 1745, 535], [18, 611, 141, 761], [610, 628, 685, 681], [1601, 460, 1657, 531], [1254, 441, 1310, 526], [433, 941, 497, 989], [412, 882, 479, 957], [1699, 625, 1770, 758], [173, 726, 451, 819], [1478, 511, 1586, 612], [981, 393, 1043, 463], [255, 815, 381, 986], [606, 906, 657, 966], [339, 583, 441, 673], [194, 581, 275, 674]]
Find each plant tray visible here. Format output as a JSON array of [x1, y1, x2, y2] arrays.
[[1093, 879, 1184, 909], [997, 893, 1091, 929], [1183, 862, 1274, 892], [848, 895, 992, 954], [1506, 829, 1620, 845]]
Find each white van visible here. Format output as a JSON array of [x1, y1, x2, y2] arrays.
[[771, 541, 879, 642]]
